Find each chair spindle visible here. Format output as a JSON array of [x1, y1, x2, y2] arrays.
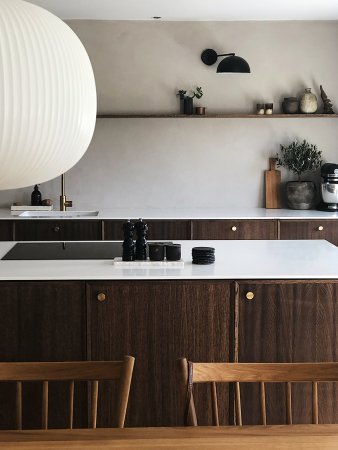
[[91, 380, 99, 428], [69, 380, 75, 429], [312, 381, 319, 424], [211, 382, 219, 426], [260, 381, 267, 425], [42, 381, 49, 429], [235, 382, 242, 426], [286, 382, 292, 424], [16, 381, 22, 430]]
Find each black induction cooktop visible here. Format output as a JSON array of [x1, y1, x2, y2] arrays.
[[2, 242, 123, 260]]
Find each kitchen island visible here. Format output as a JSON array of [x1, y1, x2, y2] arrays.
[[0, 239, 338, 429]]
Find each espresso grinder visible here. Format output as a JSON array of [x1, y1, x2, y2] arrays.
[[317, 163, 338, 211]]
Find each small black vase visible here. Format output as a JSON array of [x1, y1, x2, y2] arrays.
[[183, 97, 193, 115]]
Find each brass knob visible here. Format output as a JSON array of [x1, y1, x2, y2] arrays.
[[54, 226, 60, 232], [318, 226, 324, 231], [231, 226, 237, 232], [245, 291, 254, 301], [97, 293, 106, 302]]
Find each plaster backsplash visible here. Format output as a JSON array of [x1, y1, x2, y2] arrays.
[[1, 20, 337, 210]]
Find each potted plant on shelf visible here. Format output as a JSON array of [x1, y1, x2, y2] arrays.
[[177, 87, 203, 115], [276, 139, 322, 209]]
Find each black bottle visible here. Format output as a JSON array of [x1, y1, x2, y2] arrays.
[[31, 185, 42, 206]]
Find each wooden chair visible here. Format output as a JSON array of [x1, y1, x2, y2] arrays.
[[0, 356, 134, 430], [179, 359, 338, 426]]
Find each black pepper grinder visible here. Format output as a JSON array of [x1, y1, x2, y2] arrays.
[[31, 185, 42, 206], [134, 218, 148, 260], [122, 220, 135, 261]]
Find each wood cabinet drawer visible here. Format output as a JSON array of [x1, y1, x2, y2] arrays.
[[192, 219, 277, 240], [279, 220, 338, 246], [87, 280, 231, 427], [0, 221, 13, 240], [235, 280, 338, 425], [104, 220, 191, 240], [14, 220, 102, 241]]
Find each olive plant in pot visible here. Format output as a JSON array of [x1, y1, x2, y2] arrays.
[[276, 139, 322, 209]]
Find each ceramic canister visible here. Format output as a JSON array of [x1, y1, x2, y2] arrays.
[[299, 88, 317, 114]]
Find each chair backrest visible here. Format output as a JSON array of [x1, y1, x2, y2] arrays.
[[0, 356, 134, 430], [179, 359, 338, 426]]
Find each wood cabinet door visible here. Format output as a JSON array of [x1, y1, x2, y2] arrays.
[[235, 280, 338, 425], [87, 280, 231, 427], [0, 221, 13, 240], [0, 281, 87, 429], [279, 220, 338, 246], [14, 220, 102, 241], [103, 220, 191, 240], [192, 220, 277, 240]]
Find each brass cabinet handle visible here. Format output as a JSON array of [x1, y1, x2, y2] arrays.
[[317, 226, 324, 231], [231, 226, 237, 232], [97, 293, 106, 302], [245, 291, 254, 300], [54, 226, 60, 232]]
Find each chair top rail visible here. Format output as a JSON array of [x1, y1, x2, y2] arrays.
[[190, 362, 338, 383], [0, 357, 134, 381]]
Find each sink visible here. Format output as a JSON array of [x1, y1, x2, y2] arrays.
[[18, 210, 99, 218]]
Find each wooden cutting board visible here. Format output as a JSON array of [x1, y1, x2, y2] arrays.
[[265, 158, 281, 208]]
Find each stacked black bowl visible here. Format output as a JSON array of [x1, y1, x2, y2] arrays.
[[192, 247, 215, 265]]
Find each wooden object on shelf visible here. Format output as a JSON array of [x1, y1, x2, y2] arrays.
[[265, 158, 281, 209], [97, 113, 338, 118]]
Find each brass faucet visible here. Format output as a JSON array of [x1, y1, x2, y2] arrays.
[[60, 173, 73, 211]]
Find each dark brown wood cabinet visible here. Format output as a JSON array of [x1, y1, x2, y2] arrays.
[[0, 281, 87, 429], [0, 221, 13, 240], [103, 220, 191, 240], [192, 219, 278, 240], [14, 220, 102, 241], [87, 280, 231, 427], [235, 280, 338, 425], [279, 220, 338, 246]]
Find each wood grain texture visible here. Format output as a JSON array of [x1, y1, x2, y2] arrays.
[[236, 280, 338, 425], [0, 359, 134, 430], [103, 220, 191, 240], [179, 359, 338, 427], [265, 158, 281, 209], [14, 220, 102, 241], [87, 280, 231, 427], [192, 220, 278, 240], [0, 221, 13, 240], [0, 281, 87, 430], [279, 219, 338, 246], [1, 425, 338, 450], [97, 113, 338, 118]]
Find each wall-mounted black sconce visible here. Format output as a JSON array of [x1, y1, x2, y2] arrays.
[[201, 48, 250, 73]]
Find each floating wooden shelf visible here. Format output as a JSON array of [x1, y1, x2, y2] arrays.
[[97, 113, 338, 119]]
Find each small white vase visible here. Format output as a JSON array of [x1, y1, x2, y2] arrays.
[[299, 88, 317, 114]]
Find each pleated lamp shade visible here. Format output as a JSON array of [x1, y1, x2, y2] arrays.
[[0, 0, 97, 190]]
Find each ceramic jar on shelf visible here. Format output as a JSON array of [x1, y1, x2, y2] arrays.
[[299, 88, 318, 114]]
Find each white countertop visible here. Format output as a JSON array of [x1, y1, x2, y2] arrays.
[[3, 207, 338, 220], [0, 240, 337, 281]]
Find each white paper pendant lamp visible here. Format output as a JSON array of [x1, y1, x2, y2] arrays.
[[0, 0, 97, 190]]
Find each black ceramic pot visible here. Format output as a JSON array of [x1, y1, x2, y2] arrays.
[[282, 97, 299, 114], [286, 181, 316, 209], [183, 97, 193, 115]]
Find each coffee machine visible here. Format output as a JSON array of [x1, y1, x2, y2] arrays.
[[317, 163, 338, 211]]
